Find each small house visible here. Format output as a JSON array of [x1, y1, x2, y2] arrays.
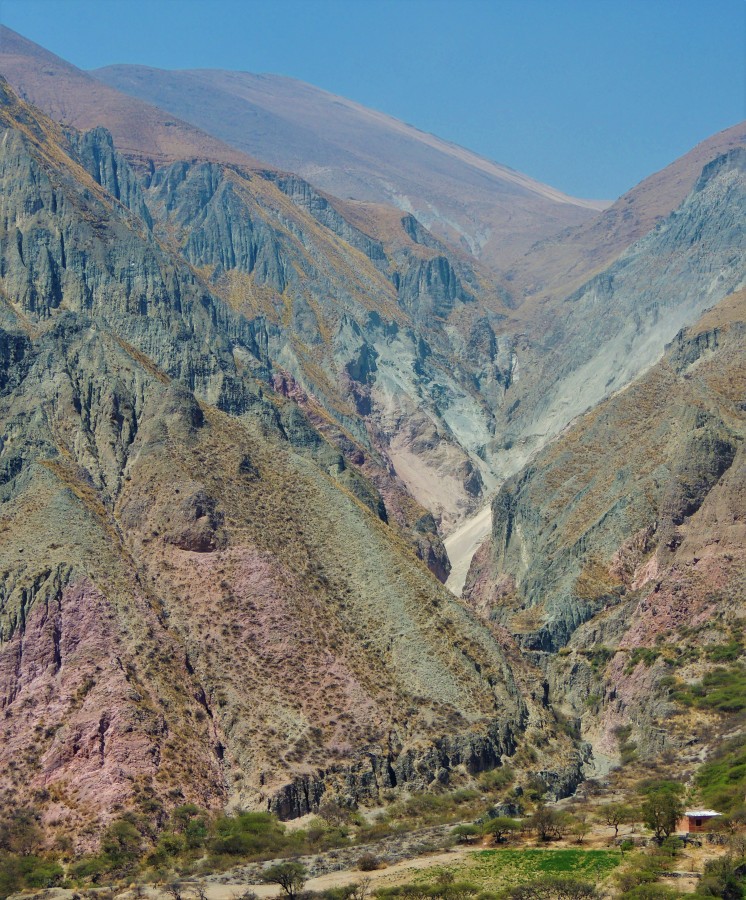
[[678, 809, 721, 833]]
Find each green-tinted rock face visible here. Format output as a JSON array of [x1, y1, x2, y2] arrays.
[[464, 287, 746, 764], [0, 80, 575, 843]]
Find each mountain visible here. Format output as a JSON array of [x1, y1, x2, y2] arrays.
[[463, 285, 746, 765], [444, 147, 746, 590], [505, 119, 746, 305], [3, 29, 743, 556], [89, 63, 606, 273], [0, 26, 262, 167], [0, 27, 539, 531], [0, 24, 744, 852], [85, 62, 746, 309], [5, 28, 744, 549], [0, 80, 585, 840]]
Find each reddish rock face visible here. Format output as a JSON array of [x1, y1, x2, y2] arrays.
[[0, 576, 226, 847]]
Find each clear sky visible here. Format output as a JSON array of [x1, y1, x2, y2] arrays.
[[1, 0, 744, 200]]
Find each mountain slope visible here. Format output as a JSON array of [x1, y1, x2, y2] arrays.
[[0, 79, 577, 841], [464, 287, 746, 763], [89, 63, 605, 272], [505, 119, 746, 304], [484, 147, 746, 484], [0, 26, 262, 167], [0, 29, 533, 530]]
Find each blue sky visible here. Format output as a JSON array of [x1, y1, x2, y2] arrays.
[[1, 0, 744, 199]]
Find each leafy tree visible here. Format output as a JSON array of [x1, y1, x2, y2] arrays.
[[100, 818, 142, 867], [452, 824, 481, 843], [600, 803, 636, 838], [481, 816, 520, 843], [532, 805, 557, 841], [639, 782, 685, 842], [260, 862, 307, 900], [0, 808, 42, 856], [570, 814, 592, 844], [695, 853, 746, 899], [530, 805, 571, 841]]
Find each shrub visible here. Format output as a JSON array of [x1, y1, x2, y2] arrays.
[[502, 878, 599, 899], [358, 854, 380, 872], [477, 767, 515, 793], [696, 734, 746, 815]]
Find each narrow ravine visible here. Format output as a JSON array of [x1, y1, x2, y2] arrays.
[[444, 503, 493, 596]]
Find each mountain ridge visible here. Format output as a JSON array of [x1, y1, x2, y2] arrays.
[[88, 62, 606, 272], [0, 79, 579, 839], [0, 26, 265, 168]]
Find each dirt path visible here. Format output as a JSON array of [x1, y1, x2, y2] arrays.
[[198, 847, 472, 900]]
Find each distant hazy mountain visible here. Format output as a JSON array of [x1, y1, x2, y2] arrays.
[[0, 26, 261, 167], [91, 63, 606, 272], [506, 119, 746, 304]]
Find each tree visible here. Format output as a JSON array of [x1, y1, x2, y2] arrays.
[[163, 884, 186, 900], [600, 802, 635, 838], [639, 782, 685, 842], [530, 805, 571, 841], [260, 862, 307, 900], [532, 805, 559, 841], [570, 814, 592, 844], [451, 824, 481, 844], [101, 819, 142, 868], [482, 816, 521, 843], [0, 808, 43, 856], [503, 878, 599, 899], [697, 853, 746, 900]]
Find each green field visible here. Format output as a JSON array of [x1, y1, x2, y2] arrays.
[[410, 848, 622, 892]]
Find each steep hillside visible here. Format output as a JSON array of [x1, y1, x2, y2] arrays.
[[486, 147, 746, 484], [0, 79, 575, 843], [0, 30, 535, 530], [89, 63, 605, 273], [505, 119, 746, 304], [464, 287, 746, 765], [0, 26, 261, 167], [5, 29, 745, 542]]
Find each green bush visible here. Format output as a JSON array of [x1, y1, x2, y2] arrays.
[[670, 665, 746, 713], [0, 852, 64, 898], [696, 734, 746, 815], [478, 767, 515, 793], [18, 855, 64, 889]]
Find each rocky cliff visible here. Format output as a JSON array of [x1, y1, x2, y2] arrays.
[[0, 80, 571, 844], [464, 287, 746, 764]]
